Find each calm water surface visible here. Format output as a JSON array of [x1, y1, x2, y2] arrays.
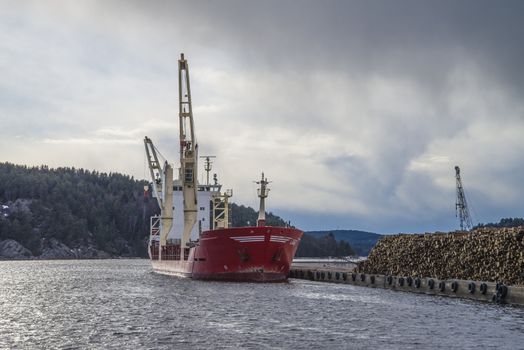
[[1, 259, 523, 349]]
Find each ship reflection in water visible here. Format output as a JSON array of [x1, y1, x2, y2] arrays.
[[0, 259, 523, 349]]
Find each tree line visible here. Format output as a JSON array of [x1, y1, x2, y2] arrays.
[[0, 162, 355, 257], [474, 218, 524, 229]]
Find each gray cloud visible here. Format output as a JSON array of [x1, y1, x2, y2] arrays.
[[0, 0, 523, 233]]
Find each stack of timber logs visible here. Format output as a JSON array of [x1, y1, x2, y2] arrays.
[[358, 226, 524, 285]]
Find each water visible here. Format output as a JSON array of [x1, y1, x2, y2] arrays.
[[1, 260, 523, 349]]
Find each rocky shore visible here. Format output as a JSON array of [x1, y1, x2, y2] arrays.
[[0, 238, 112, 260], [358, 226, 524, 285]]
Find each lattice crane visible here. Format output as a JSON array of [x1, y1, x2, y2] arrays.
[[455, 165, 473, 231]]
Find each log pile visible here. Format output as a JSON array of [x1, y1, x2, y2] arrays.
[[358, 226, 524, 285]]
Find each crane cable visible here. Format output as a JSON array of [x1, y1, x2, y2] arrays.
[[153, 144, 168, 164]]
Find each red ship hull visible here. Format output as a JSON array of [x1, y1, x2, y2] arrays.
[[149, 226, 303, 282]]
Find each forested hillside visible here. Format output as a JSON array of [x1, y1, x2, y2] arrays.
[[0, 162, 157, 257], [295, 232, 355, 257], [0, 162, 355, 259], [307, 230, 382, 256]]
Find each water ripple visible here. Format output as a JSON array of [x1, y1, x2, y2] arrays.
[[1, 260, 523, 349]]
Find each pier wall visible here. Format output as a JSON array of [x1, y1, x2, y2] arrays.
[[357, 226, 524, 285], [289, 268, 524, 306]]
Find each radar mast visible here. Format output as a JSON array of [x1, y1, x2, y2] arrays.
[[200, 155, 216, 185], [256, 172, 271, 227]]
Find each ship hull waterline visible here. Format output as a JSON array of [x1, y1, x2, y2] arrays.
[[149, 226, 303, 282]]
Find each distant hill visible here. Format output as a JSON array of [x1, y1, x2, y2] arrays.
[[307, 230, 382, 256], [295, 232, 355, 257]]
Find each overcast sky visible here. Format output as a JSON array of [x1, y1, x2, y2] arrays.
[[1, 0, 523, 234]]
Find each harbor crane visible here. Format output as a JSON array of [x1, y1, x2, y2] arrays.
[[455, 166, 473, 231]]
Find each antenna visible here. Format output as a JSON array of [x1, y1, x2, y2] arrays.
[[200, 155, 216, 185], [455, 166, 473, 231]]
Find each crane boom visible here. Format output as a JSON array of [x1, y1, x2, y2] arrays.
[[455, 165, 473, 231], [144, 137, 163, 206], [144, 136, 173, 250], [178, 53, 198, 249]]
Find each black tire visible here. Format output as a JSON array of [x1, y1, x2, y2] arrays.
[[415, 278, 421, 288], [480, 283, 488, 295], [494, 284, 507, 303], [428, 279, 435, 289], [451, 281, 459, 292], [438, 281, 445, 292], [468, 282, 476, 294], [360, 274, 366, 282], [499, 285, 508, 298], [398, 277, 405, 286]]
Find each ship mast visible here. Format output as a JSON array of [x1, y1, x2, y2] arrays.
[[179, 53, 198, 250], [200, 155, 216, 185], [144, 137, 173, 257], [256, 172, 270, 227], [455, 165, 473, 231]]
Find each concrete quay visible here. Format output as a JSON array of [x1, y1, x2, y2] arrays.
[[289, 267, 524, 306]]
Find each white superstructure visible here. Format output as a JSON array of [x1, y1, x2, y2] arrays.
[[169, 182, 221, 242]]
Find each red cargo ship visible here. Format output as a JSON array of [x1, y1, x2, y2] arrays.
[[149, 225, 303, 282], [143, 54, 302, 282]]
